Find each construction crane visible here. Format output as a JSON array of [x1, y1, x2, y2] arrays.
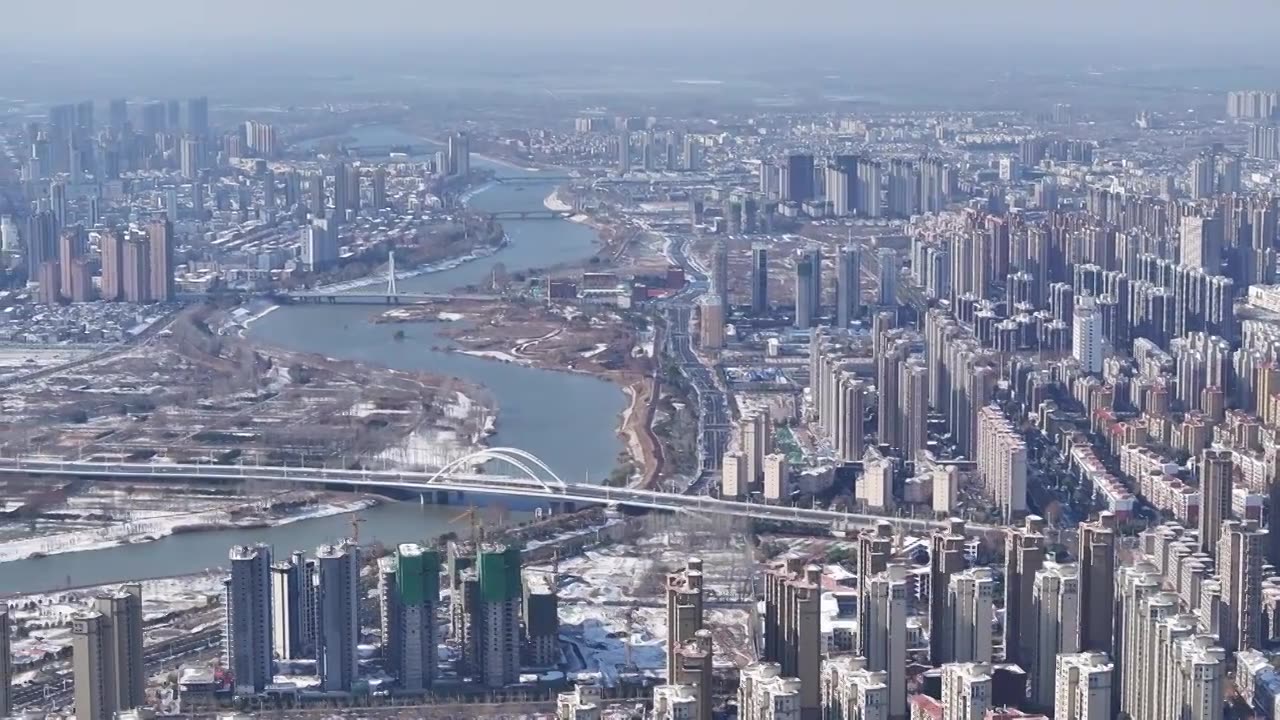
[[350, 514, 366, 542], [452, 506, 483, 542]]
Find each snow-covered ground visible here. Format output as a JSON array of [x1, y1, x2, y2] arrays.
[[534, 534, 753, 687], [0, 496, 377, 564], [457, 349, 532, 365], [7, 572, 226, 665]]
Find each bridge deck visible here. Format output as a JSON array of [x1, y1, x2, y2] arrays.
[[0, 458, 986, 534]]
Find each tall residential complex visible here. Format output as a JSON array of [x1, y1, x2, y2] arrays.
[[1054, 652, 1113, 720], [1198, 450, 1233, 555], [226, 544, 273, 696], [316, 540, 360, 692], [862, 564, 908, 719], [666, 559, 705, 680], [73, 584, 144, 720], [1077, 512, 1116, 655], [472, 543, 522, 688], [941, 663, 992, 720], [820, 655, 888, 720], [271, 551, 316, 661], [382, 543, 442, 690], [944, 568, 994, 664], [975, 405, 1027, 522], [1029, 562, 1080, 711], [762, 560, 822, 719]]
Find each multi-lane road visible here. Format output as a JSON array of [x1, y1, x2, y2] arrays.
[[662, 234, 731, 482]]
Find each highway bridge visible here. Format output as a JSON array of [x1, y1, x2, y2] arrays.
[[280, 291, 500, 305], [485, 210, 575, 220], [0, 448, 989, 535]]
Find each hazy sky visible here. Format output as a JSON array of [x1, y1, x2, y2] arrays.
[[10, 0, 1280, 54]]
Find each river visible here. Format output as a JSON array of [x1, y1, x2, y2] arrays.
[[0, 126, 625, 595]]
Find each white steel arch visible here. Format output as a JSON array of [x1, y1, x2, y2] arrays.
[[424, 447, 567, 491]]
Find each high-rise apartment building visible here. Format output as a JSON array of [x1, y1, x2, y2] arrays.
[[975, 405, 1027, 522], [763, 561, 822, 720], [666, 559, 705, 680], [122, 237, 151, 303], [1054, 652, 1112, 720], [876, 248, 897, 306], [1077, 512, 1116, 655], [795, 251, 816, 328], [945, 568, 994, 664], [271, 551, 316, 661], [785, 154, 815, 203], [941, 663, 992, 720], [751, 245, 769, 314], [738, 662, 802, 720], [1030, 562, 1080, 710], [73, 584, 144, 720], [558, 683, 603, 720], [929, 519, 967, 665], [227, 544, 273, 696], [1072, 294, 1103, 373], [763, 453, 789, 502], [147, 219, 173, 302], [669, 630, 714, 720], [1217, 519, 1264, 653], [99, 231, 123, 302], [316, 540, 360, 692], [1198, 450, 1232, 555], [836, 243, 862, 328], [473, 543, 522, 688], [73, 612, 112, 720], [863, 564, 908, 719], [900, 358, 928, 462], [821, 655, 888, 720], [721, 450, 746, 499], [710, 239, 728, 308], [383, 543, 441, 690], [0, 609, 10, 716], [1180, 215, 1224, 270]]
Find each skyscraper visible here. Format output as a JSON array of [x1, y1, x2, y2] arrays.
[[946, 568, 994, 664], [836, 244, 862, 328], [1180, 215, 1223, 271], [473, 543, 522, 687], [316, 540, 360, 692], [901, 358, 929, 462], [387, 543, 441, 690], [99, 231, 123, 302], [1003, 516, 1046, 668], [820, 656, 888, 720], [1030, 562, 1080, 711], [448, 133, 471, 178], [1198, 450, 1232, 555], [108, 98, 128, 132], [309, 172, 326, 219], [930, 518, 967, 666], [941, 663, 992, 720], [58, 227, 82, 301], [372, 167, 388, 211], [148, 219, 174, 302], [876, 248, 897, 306], [666, 559, 705, 680], [1053, 653, 1112, 720], [863, 564, 908, 719], [711, 240, 729, 308], [226, 544, 273, 696], [1072, 294, 1103, 373], [185, 96, 209, 137], [795, 251, 816, 329], [1217, 519, 1264, 653], [180, 136, 204, 180], [785, 154, 815, 203], [271, 551, 316, 661], [0, 608, 11, 717], [975, 405, 1027, 522], [1077, 512, 1116, 655], [762, 561, 821, 719], [751, 245, 769, 315], [618, 132, 631, 174], [73, 612, 112, 720], [122, 237, 151, 303]]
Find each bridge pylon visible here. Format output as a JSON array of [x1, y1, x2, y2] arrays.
[[387, 250, 399, 296]]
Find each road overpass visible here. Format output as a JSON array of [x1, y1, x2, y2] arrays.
[[0, 449, 989, 536]]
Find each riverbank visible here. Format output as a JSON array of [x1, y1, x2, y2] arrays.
[[0, 494, 380, 565]]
